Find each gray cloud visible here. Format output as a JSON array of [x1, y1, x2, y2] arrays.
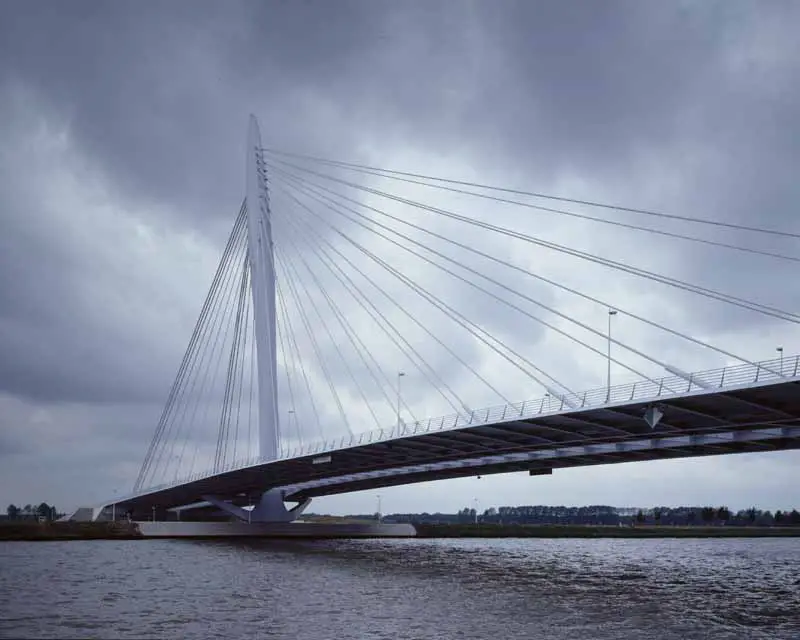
[[0, 0, 798, 513]]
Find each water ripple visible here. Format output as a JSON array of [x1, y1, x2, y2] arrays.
[[0, 538, 798, 639]]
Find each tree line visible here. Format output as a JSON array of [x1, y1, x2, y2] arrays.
[[633, 506, 800, 526], [369, 504, 800, 526], [5, 503, 61, 521]]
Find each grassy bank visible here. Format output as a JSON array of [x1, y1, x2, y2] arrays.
[[413, 523, 800, 538], [0, 521, 142, 541]]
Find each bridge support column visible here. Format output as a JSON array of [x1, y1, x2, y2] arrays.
[[202, 489, 311, 523]]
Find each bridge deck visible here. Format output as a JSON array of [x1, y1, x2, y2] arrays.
[[113, 369, 800, 519]]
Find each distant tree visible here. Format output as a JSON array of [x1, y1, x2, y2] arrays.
[[653, 509, 662, 524], [6, 504, 20, 519], [717, 507, 730, 524], [635, 510, 645, 524], [789, 509, 800, 525], [747, 507, 758, 524], [687, 510, 696, 525], [775, 510, 784, 524], [37, 503, 52, 521], [22, 504, 32, 515], [701, 507, 715, 523]]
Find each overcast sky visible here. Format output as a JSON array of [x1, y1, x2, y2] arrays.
[[1, 0, 799, 515]]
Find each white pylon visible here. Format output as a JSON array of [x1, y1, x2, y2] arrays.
[[245, 115, 280, 461]]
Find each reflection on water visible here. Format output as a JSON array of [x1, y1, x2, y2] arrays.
[[0, 537, 798, 639]]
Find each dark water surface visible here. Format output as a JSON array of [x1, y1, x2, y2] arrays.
[[1, 537, 798, 639]]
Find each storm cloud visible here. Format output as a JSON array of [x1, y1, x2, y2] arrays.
[[1, 0, 798, 513]]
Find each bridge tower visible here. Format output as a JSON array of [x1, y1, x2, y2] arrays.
[[202, 117, 311, 523], [245, 115, 280, 462]]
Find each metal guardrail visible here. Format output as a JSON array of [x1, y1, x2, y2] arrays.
[[124, 353, 799, 501]]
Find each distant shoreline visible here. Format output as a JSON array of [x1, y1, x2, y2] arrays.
[[412, 523, 800, 538], [2, 520, 800, 541]]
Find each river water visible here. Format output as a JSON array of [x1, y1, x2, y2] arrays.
[[0, 537, 798, 639]]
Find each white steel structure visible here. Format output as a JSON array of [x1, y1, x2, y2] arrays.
[[245, 115, 280, 462]]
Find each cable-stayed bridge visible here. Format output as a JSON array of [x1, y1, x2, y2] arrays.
[[74, 116, 800, 523]]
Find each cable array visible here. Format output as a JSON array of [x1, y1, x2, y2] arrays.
[[136, 148, 799, 491], [136, 204, 260, 491], [263, 149, 800, 241]]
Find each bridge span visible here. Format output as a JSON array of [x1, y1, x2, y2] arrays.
[[108, 356, 800, 521]]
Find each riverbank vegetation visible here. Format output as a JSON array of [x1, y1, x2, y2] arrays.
[[412, 523, 800, 538], [0, 521, 141, 541], [366, 505, 800, 527]]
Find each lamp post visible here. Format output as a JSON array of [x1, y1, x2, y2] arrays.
[[607, 310, 617, 400], [377, 494, 382, 523], [397, 372, 406, 434], [777, 346, 784, 376]]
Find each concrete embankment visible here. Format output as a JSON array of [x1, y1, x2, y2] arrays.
[[0, 521, 143, 541], [135, 521, 417, 538], [5, 521, 800, 541], [413, 523, 800, 538], [0, 520, 416, 540]]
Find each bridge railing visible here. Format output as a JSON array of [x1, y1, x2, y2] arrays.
[[124, 353, 797, 501]]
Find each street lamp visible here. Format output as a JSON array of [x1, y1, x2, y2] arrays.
[[397, 372, 406, 434], [377, 494, 382, 523], [607, 310, 618, 400], [777, 346, 784, 375]]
